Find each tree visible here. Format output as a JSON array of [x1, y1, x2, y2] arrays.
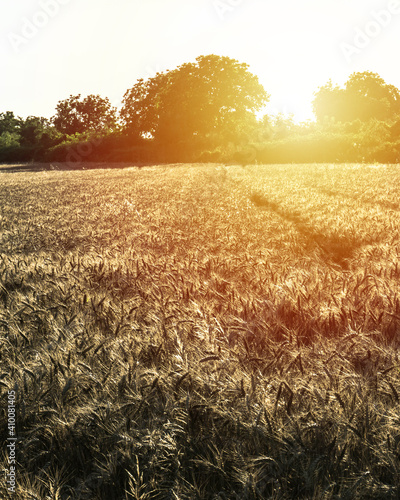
[[121, 55, 269, 156], [313, 72, 400, 123], [0, 111, 21, 135], [0, 112, 21, 149], [0, 131, 20, 148], [19, 116, 48, 146], [19, 116, 63, 150], [346, 71, 400, 106], [52, 94, 118, 136]]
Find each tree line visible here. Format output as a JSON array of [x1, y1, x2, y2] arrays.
[[2, 54, 400, 164]]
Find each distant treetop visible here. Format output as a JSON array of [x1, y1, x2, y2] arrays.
[[313, 71, 400, 123]]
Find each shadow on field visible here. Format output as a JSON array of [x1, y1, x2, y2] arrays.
[[0, 162, 159, 173], [250, 192, 365, 268], [315, 185, 400, 212]]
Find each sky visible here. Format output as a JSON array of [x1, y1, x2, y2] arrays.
[[1, 0, 400, 123]]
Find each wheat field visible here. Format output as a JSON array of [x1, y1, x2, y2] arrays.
[[1, 162, 400, 499]]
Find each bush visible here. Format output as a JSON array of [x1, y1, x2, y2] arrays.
[[254, 133, 359, 164], [45, 132, 153, 164], [366, 141, 400, 163], [0, 145, 37, 163]]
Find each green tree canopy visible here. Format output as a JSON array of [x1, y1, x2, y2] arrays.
[[52, 94, 118, 136], [313, 71, 400, 123], [0, 111, 21, 135], [121, 55, 269, 153], [19, 116, 48, 146]]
